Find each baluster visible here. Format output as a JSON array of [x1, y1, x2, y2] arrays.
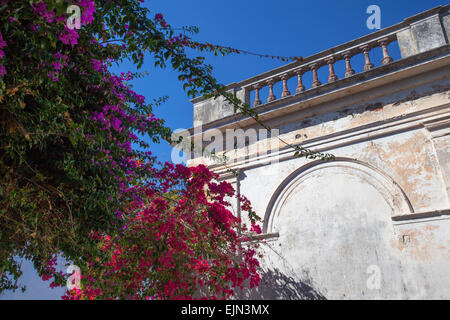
[[281, 74, 291, 98], [295, 68, 305, 93], [325, 57, 338, 82], [343, 51, 355, 78], [253, 84, 262, 107], [378, 38, 393, 65], [310, 63, 321, 88], [360, 45, 374, 71], [266, 79, 276, 102]]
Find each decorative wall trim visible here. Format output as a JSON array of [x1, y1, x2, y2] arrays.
[[392, 208, 450, 225], [246, 232, 280, 241], [206, 105, 450, 177], [263, 158, 413, 233]]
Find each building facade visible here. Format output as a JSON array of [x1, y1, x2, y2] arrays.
[[186, 6, 450, 299]]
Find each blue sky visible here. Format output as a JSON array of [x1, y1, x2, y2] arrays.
[[1, 0, 448, 300]]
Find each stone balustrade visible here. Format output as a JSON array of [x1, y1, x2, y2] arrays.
[[192, 5, 450, 125], [248, 35, 397, 107]]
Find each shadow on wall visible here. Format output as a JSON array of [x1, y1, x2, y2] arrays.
[[239, 268, 326, 300]]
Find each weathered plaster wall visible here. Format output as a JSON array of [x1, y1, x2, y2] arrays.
[[211, 75, 449, 299], [233, 86, 450, 299], [239, 144, 449, 299]]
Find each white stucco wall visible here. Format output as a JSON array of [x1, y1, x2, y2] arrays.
[[188, 28, 450, 299], [232, 79, 450, 299]]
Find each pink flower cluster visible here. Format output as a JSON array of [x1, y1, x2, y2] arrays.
[[30, 1, 96, 47], [0, 32, 6, 77], [79, 0, 96, 25], [64, 164, 261, 300], [32, 1, 55, 23], [154, 13, 168, 28], [59, 26, 79, 47], [167, 34, 189, 47]]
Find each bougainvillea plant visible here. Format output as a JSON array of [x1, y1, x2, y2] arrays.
[[63, 163, 261, 300], [0, 0, 266, 298]]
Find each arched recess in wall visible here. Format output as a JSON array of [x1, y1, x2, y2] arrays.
[[263, 157, 413, 233]]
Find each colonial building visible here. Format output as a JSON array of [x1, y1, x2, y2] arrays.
[[186, 6, 450, 299]]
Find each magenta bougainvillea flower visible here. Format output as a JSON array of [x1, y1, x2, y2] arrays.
[[0, 65, 6, 77], [0, 32, 6, 49], [59, 27, 79, 46]]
